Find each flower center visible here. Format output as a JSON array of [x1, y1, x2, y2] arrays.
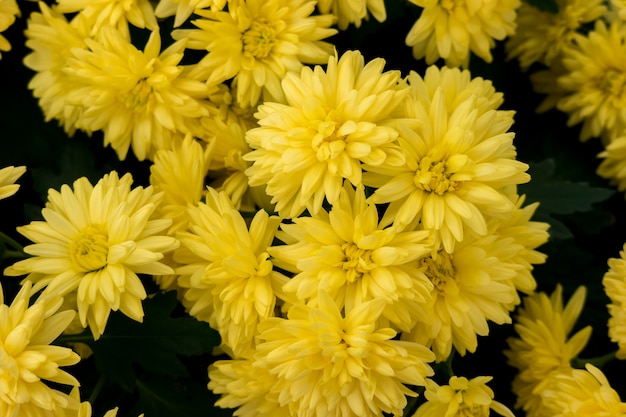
[[415, 156, 458, 195], [242, 19, 276, 59], [69, 226, 109, 272], [601, 69, 626, 98], [341, 242, 374, 283], [125, 79, 152, 110], [421, 252, 456, 295], [312, 121, 346, 162]]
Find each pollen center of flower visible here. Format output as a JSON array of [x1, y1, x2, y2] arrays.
[[242, 19, 276, 59], [602, 70, 626, 98], [69, 226, 109, 272], [341, 242, 374, 282], [422, 252, 456, 294], [312, 121, 347, 161], [125, 79, 152, 110], [415, 156, 458, 195]]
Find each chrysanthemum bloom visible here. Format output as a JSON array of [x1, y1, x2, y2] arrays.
[[504, 285, 592, 417], [0, 165, 25, 201], [54, 0, 157, 37], [200, 119, 260, 212], [150, 135, 210, 235], [539, 364, 626, 416], [0, 281, 80, 417], [64, 26, 213, 161], [412, 376, 515, 417], [405, 0, 520, 67], [173, 0, 337, 107], [155, 0, 226, 27], [316, 0, 386, 30], [607, 0, 626, 22], [0, 0, 19, 60], [505, 0, 606, 70], [4, 171, 179, 339], [208, 358, 292, 417], [602, 243, 626, 358], [23, 3, 91, 136], [555, 20, 626, 142], [404, 228, 522, 361], [174, 188, 286, 358], [245, 50, 409, 218], [254, 291, 435, 417], [597, 135, 626, 193], [365, 66, 530, 253], [270, 184, 433, 331]]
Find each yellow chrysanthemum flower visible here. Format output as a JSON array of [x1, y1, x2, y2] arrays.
[[4, 171, 179, 339], [270, 184, 433, 331], [174, 188, 287, 358], [245, 50, 409, 218], [556, 20, 626, 142], [412, 376, 515, 417], [504, 285, 592, 417], [150, 135, 210, 235], [505, 0, 606, 70], [23, 3, 91, 136], [316, 0, 386, 30], [607, 0, 626, 22], [597, 135, 626, 193], [254, 291, 435, 417], [208, 358, 291, 417], [0, 165, 25, 201], [174, 0, 337, 106], [540, 364, 626, 416], [405, 0, 520, 67], [0, 0, 19, 60], [404, 227, 523, 361], [55, 0, 157, 37], [64, 26, 212, 161], [155, 0, 226, 27], [602, 243, 626, 359], [365, 66, 530, 253], [0, 281, 80, 417]]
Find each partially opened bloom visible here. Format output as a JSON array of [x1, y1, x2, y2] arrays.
[[504, 285, 592, 416], [270, 184, 434, 331], [245, 50, 408, 218], [405, 0, 520, 67], [505, 0, 606, 70], [0, 281, 80, 417], [174, 0, 337, 106], [175, 188, 286, 358], [254, 291, 435, 417], [54, 0, 157, 37], [540, 364, 626, 416], [208, 357, 291, 417], [4, 171, 179, 338], [412, 376, 515, 417], [365, 66, 529, 253], [597, 135, 626, 193], [64, 26, 212, 160], [316, 0, 386, 30], [602, 243, 626, 358], [23, 3, 91, 135], [0, 0, 19, 60], [0, 165, 25, 200], [556, 20, 626, 141]]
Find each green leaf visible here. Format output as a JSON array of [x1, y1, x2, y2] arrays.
[[126, 372, 232, 417], [86, 291, 220, 391], [526, 0, 559, 13], [520, 159, 614, 239]]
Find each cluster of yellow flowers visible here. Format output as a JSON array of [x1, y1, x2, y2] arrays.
[[1, 0, 626, 416]]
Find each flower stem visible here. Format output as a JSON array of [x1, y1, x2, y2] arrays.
[[571, 351, 616, 369], [89, 373, 107, 404], [0, 231, 23, 252]]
